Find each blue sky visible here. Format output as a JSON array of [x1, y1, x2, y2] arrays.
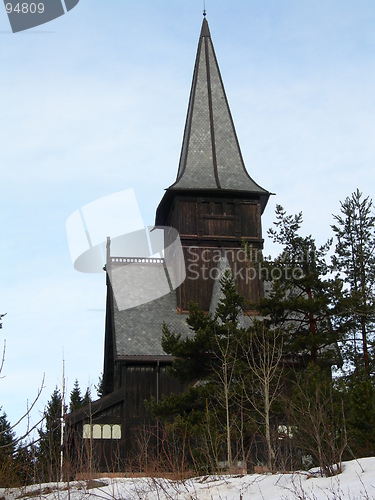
[[1, 0, 375, 436]]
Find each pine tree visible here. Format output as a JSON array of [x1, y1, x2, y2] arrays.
[[82, 387, 92, 406], [0, 410, 15, 452], [0, 410, 16, 486], [287, 363, 347, 476], [13, 441, 37, 487], [346, 368, 375, 456], [331, 189, 375, 376], [153, 271, 249, 471], [95, 373, 104, 398], [69, 379, 83, 412], [258, 205, 342, 365], [37, 388, 66, 482]]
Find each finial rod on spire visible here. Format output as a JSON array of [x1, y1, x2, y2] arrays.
[[203, 0, 206, 16]]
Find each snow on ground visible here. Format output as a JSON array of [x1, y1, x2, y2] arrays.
[[2, 458, 375, 499]]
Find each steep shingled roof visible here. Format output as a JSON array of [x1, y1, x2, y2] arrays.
[[156, 17, 270, 225], [109, 261, 191, 358]]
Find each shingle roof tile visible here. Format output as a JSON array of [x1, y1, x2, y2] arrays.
[[111, 263, 191, 357], [172, 18, 269, 197]]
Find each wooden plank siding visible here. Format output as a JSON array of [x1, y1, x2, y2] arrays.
[[67, 362, 186, 471], [167, 196, 264, 312], [171, 196, 262, 240], [177, 246, 261, 311], [121, 362, 186, 460]]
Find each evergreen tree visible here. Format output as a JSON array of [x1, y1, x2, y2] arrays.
[[154, 272, 290, 471], [331, 189, 375, 376], [13, 441, 37, 487], [258, 205, 342, 365], [69, 379, 83, 412], [287, 363, 347, 476], [82, 387, 92, 405], [37, 388, 66, 482], [0, 410, 15, 452], [153, 271, 245, 471], [251, 206, 348, 473], [0, 410, 16, 486], [95, 373, 104, 398], [346, 368, 375, 456]]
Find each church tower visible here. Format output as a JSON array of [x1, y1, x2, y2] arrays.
[[67, 16, 271, 469], [156, 17, 270, 312]]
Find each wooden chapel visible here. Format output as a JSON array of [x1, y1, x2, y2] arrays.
[[67, 15, 271, 469]]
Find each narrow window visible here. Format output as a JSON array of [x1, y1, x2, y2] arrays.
[[112, 425, 121, 439], [83, 424, 91, 439], [93, 424, 101, 439], [102, 424, 111, 439]]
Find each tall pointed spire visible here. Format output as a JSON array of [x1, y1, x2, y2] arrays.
[[156, 17, 270, 225]]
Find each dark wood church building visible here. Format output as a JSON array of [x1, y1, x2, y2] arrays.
[[68, 16, 271, 470]]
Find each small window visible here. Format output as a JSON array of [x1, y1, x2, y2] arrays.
[[93, 424, 101, 439], [112, 425, 121, 439], [102, 424, 111, 439], [83, 423, 122, 440], [83, 424, 91, 439]]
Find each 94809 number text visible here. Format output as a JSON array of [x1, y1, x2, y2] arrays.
[[5, 3, 45, 14]]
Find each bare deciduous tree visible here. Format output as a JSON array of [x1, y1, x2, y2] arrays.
[[240, 321, 284, 471]]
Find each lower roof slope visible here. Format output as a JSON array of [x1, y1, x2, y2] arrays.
[[110, 262, 191, 358]]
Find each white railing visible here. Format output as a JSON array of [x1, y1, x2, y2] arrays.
[[111, 257, 165, 264]]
